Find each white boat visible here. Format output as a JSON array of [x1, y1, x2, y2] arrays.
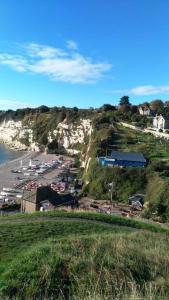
[[36, 170, 45, 174], [1, 191, 17, 197], [20, 160, 23, 168], [39, 166, 48, 170], [16, 194, 22, 198], [3, 187, 15, 192], [2, 187, 21, 193], [1, 191, 7, 196], [29, 159, 32, 167]]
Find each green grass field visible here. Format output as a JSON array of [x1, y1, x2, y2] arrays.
[[114, 125, 169, 161], [0, 211, 169, 299]]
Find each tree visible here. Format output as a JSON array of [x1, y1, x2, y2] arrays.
[[37, 105, 50, 113], [150, 100, 164, 113], [141, 102, 150, 107], [119, 104, 131, 113], [119, 96, 131, 106], [145, 175, 169, 222], [73, 107, 78, 112], [100, 104, 116, 112], [130, 105, 138, 114]]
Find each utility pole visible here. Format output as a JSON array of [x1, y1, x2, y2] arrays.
[[108, 182, 114, 202]]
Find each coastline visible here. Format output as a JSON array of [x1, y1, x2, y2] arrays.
[[0, 140, 39, 190], [0, 139, 28, 152], [0, 150, 64, 190], [0, 151, 36, 168]]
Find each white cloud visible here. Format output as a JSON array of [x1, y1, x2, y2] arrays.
[[66, 40, 78, 50], [30, 53, 111, 83], [0, 42, 111, 84], [0, 99, 35, 110], [111, 85, 169, 96], [26, 43, 67, 58], [130, 85, 169, 95], [0, 54, 27, 72]]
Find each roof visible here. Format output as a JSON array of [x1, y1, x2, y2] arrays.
[[23, 186, 75, 206], [40, 193, 74, 207], [110, 151, 146, 163], [128, 193, 145, 200], [162, 116, 169, 121], [155, 115, 169, 121], [139, 105, 149, 110], [139, 104, 150, 109]]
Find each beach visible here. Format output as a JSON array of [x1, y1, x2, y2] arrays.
[[0, 151, 72, 191]]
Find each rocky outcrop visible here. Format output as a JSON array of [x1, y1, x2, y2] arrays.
[[0, 118, 93, 156], [0, 120, 34, 150], [48, 119, 92, 151]]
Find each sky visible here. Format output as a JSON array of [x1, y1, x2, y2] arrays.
[[0, 0, 169, 110]]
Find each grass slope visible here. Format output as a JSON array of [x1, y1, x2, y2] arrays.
[[1, 210, 168, 233], [0, 211, 169, 299]]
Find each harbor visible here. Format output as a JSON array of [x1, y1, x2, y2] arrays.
[[0, 151, 75, 212]]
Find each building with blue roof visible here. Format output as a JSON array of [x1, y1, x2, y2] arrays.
[[99, 151, 147, 168]]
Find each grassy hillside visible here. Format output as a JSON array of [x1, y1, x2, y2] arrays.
[[2, 105, 169, 220], [82, 116, 169, 221], [0, 211, 169, 299]]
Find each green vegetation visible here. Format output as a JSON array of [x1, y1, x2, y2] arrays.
[[119, 95, 131, 106], [2, 210, 168, 233], [19, 131, 30, 147], [143, 174, 169, 222], [0, 219, 115, 269], [84, 119, 169, 198], [28, 107, 93, 147], [83, 159, 147, 201], [0, 211, 169, 299], [0, 106, 94, 149], [1, 104, 169, 220], [114, 125, 169, 160], [83, 115, 169, 221]]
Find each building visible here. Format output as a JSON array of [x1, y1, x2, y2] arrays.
[[128, 193, 145, 206], [21, 186, 75, 213], [138, 104, 151, 116], [153, 115, 169, 131], [99, 151, 147, 167]]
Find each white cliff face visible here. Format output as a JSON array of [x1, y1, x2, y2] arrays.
[[0, 120, 39, 151], [48, 119, 92, 151], [0, 118, 93, 155]]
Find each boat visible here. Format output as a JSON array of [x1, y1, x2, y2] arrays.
[[3, 187, 22, 193], [3, 187, 15, 192], [16, 194, 22, 198]]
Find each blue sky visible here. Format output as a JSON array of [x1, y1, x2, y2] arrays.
[[0, 0, 169, 109]]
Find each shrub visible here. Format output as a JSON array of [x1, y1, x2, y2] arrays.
[[84, 160, 147, 201], [144, 175, 169, 221]]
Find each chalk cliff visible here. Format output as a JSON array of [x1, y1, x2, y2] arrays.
[[0, 118, 93, 157]]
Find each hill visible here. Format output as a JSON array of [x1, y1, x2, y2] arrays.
[[1, 105, 169, 221], [0, 211, 169, 299]]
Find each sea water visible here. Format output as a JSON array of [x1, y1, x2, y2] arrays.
[[0, 144, 22, 165]]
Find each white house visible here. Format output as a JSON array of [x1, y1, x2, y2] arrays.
[[153, 115, 169, 131], [139, 104, 151, 116]]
